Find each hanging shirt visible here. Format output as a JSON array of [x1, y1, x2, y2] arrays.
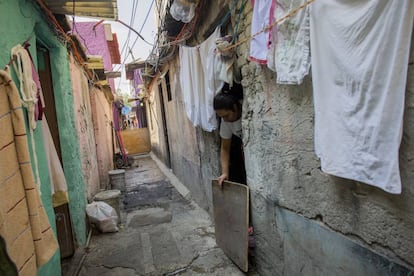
[[267, 0, 310, 85], [310, 1, 414, 194], [250, 0, 275, 64], [179, 27, 222, 131], [220, 118, 242, 139]]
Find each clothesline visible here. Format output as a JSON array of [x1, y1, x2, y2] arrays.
[[157, 0, 315, 51], [221, 0, 315, 53]]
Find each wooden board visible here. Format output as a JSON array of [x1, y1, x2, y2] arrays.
[[120, 128, 151, 155], [212, 179, 249, 272]]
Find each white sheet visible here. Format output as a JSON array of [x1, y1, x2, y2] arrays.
[[310, 1, 414, 194], [179, 27, 222, 131]]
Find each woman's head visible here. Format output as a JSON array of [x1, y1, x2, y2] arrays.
[[213, 83, 243, 122]]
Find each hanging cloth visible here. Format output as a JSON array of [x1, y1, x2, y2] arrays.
[[310, 1, 414, 194], [179, 27, 222, 131], [267, 0, 310, 85], [249, 0, 275, 64], [30, 57, 45, 121], [41, 117, 69, 207], [0, 68, 58, 275], [11, 44, 42, 191], [11, 45, 39, 130], [215, 35, 235, 86]]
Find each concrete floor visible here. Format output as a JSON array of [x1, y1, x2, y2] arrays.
[[65, 154, 257, 276]]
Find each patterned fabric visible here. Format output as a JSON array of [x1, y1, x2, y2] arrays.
[[0, 69, 58, 275]]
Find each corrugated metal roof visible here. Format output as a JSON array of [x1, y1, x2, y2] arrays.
[[42, 0, 118, 20]]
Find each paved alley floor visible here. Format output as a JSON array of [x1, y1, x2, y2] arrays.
[[75, 154, 255, 276]]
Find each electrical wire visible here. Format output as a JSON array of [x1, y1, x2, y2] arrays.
[[124, 0, 155, 56], [35, 0, 88, 76], [113, 0, 155, 72], [117, 0, 137, 67], [220, 0, 315, 52], [116, 0, 138, 90]]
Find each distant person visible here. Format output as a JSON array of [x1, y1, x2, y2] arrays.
[[213, 83, 246, 187]]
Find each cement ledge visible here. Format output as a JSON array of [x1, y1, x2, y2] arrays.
[[150, 152, 191, 200]]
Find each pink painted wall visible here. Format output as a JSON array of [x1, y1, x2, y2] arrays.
[[73, 22, 116, 92], [69, 55, 101, 200], [90, 86, 114, 189]]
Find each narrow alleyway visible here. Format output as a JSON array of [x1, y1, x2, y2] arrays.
[[67, 154, 256, 276]]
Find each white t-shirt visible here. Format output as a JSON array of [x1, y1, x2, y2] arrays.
[[220, 118, 242, 139]]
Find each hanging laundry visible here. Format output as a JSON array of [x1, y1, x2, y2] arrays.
[[11, 44, 42, 190], [11, 44, 39, 130], [179, 27, 222, 131], [267, 0, 310, 85], [22, 42, 45, 121], [215, 35, 235, 86], [0, 68, 58, 273], [310, 1, 414, 194], [249, 0, 275, 64], [41, 117, 69, 207], [30, 54, 45, 121]]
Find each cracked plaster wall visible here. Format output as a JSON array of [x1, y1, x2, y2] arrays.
[[236, 6, 414, 275], [150, 1, 414, 274]]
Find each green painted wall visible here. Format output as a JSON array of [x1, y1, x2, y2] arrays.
[[0, 0, 88, 275]]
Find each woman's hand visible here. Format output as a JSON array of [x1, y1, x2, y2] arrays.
[[218, 173, 229, 188]]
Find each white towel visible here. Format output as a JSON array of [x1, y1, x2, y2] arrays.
[[179, 27, 222, 131], [310, 1, 414, 194]]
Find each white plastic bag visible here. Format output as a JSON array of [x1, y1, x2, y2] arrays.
[[86, 201, 119, 233], [170, 0, 196, 23]]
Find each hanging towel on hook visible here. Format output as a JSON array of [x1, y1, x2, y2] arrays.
[[310, 1, 414, 194]]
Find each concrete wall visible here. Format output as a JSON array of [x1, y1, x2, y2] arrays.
[[236, 3, 414, 275], [70, 55, 100, 200], [73, 22, 116, 92], [90, 86, 114, 189], [152, 67, 221, 211], [147, 83, 171, 167], [150, 0, 414, 274]]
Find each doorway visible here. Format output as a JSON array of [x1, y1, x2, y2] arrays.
[[158, 77, 171, 168], [36, 44, 75, 258]]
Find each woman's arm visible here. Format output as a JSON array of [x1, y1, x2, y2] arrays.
[[218, 137, 232, 187]]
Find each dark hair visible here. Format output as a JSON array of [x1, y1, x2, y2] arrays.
[[213, 83, 243, 111]]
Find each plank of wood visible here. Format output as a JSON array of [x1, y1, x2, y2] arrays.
[[212, 179, 249, 272], [120, 128, 151, 155]]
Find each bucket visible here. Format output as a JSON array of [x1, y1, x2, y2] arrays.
[[93, 189, 121, 223], [108, 169, 126, 192]]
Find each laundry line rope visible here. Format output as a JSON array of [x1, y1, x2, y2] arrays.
[[157, 0, 315, 52], [222, 0, 315, 52]]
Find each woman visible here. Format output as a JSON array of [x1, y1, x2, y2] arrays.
[[214, 84, 255, 253], [213, 83, 246, 187]]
